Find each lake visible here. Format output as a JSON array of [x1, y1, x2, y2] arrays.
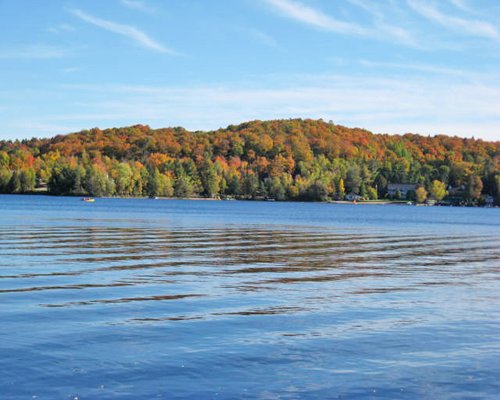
[[0, 195, 499, 399]]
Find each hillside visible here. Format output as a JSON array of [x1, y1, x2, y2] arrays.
[[0, 119, 498, 204]]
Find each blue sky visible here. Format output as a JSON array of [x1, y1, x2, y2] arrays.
[[0, 0, 499, 140]]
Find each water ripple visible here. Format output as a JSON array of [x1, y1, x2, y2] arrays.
[[1, 200, 499, 399]]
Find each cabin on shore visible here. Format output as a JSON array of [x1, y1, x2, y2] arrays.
[[35, 178, 48, 192], [345, 193, 362, 202], [483, 195, 495, 207], [387, 183, 417, 198]]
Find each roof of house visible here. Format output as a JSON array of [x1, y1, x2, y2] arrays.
[[387, 183, 417, 190]]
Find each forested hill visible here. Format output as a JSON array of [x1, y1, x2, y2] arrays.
[[0, 119, 499, 204]]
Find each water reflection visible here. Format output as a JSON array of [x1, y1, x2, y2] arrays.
[[1, 220, 499, 399], [1, 224, 498, 314]]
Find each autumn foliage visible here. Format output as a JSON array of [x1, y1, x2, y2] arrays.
[[0, 119, 498, 204]]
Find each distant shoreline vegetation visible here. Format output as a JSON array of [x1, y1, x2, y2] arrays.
[[0, 119, 498, 206]]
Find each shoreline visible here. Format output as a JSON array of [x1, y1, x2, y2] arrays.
[[4, 192, 496, 207]]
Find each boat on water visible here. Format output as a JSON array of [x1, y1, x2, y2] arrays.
[[82, 197, 95, 203]]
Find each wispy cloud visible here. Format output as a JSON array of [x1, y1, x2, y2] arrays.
[[407, 0, 498, 39], [266, 0, 368, 36], [70, 9, 174, 53], [0, 45, 65, 60], [266, 0, 422, 47], [3, 73, 500, 140], [358, 59, 467, 76], [448, 0, 471, 13], [119, 0, 154, 14], [347, 0, 416, 45], [46, 71, 500, 141]]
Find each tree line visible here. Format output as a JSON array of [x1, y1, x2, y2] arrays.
[[0, 119, 498, 205]]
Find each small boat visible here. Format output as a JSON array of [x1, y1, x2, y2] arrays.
[[82, 197, 95, 203]]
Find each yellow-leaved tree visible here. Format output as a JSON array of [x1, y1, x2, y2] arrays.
[[430, 180, 447, 201], [415, 186, 428, 203]]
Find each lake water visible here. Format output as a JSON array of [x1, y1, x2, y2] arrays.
[[0, 195, 499, 399]]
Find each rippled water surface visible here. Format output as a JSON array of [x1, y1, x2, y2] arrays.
[[1, 195, 499, 399]]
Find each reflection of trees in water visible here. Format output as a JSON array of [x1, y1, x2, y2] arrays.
[[0, 225, 498, 318]]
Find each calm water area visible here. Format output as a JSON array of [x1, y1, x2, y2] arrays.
[[0, 195, 499, 399]]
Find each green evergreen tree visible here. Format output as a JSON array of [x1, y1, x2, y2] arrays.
[[200, 158, 220, 198], [241, 173, 259, 198], [345, 165, 361, 194], [174, 174, 195, 198]]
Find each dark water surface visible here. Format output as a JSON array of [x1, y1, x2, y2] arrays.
[[1, 195, 499, 399]]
